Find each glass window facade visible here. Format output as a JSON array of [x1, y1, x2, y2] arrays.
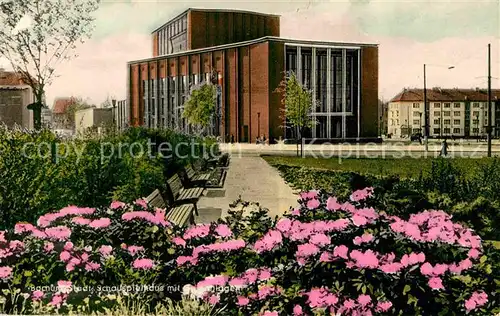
[[284, 45, 360, 139], [157, 14, 188, 55]]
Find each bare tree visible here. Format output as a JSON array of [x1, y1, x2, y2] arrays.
[[0, 0, 100, 130]]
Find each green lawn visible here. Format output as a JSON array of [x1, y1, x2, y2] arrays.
[[262, 156, 495, 179]]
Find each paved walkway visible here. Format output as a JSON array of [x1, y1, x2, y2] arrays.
[[197, 156, 299, 220]]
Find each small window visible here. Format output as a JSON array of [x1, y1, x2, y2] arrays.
[[444, 128, 451, 134], [413, 119, 420, 125], [434, 103, 441, 108], [444, 103, 451, 108], [473, 102, 480, 108], [454, 103, 461, 108], [443, 111, 451, 116], [433, 128, 440, 134], [453, 128, 461, 133], [434, 111, 440, 116], [412, 103, 420, 108], [444, 119, 451, 125], [453, 111, 461, 116], [473, 119, 479, 125], [473, 128, 479, 133], [453, 120, 460, 125], [434, 119, 440, 124], [473, 111, 479, 117]]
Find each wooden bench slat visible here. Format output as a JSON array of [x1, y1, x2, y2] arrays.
[[166, 204, 194, 227]]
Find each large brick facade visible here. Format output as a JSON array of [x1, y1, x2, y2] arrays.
[[128, 9, 379, 142]]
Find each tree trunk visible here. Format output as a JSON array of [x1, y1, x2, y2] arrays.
[[296, 125, 299, 157]]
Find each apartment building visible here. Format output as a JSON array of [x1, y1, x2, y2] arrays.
[[388, 88, 500, 138], [127, 8, 379, 142]]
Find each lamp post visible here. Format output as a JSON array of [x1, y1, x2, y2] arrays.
[[111, 98, 117, 128], [257, 112, 261, 141], [487, 43, 492, 157], [423, 64, 454, 151]]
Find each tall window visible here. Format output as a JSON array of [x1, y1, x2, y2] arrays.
[[315, 49, 327, 112], [286, 47, 297, 76], [331, 52, 342, 112]]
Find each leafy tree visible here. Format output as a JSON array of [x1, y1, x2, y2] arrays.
[[275, 72, 315, 156], [0, 0, 100, 130], [182, 83, 217, 135]]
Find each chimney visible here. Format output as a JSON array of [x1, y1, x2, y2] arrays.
[[475, 87, 479, 91]]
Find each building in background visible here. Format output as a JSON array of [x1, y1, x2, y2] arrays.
[[127, 8, 379, 142], [115, 99, 128, 130], [388, 88, 500, 138], [378, 99, 388, 136], [0, 69, 34, 129], [41, 107, 53, 129], [52, 97, 78, 132], [75, 107, 113, 135]]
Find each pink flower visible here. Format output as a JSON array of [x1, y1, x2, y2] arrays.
[[69, 257, 81, 265], [215, 224, 233, 238], [45, 226, 71, 241], [353, 233, 373, 245], [49, 293, 66, 308], [110, 201, 126, 209], [32, 290, 44, 301], [291, 208, 301, 216], [320, 252, 332, 262], [262, 312, 278, 316], [197, 275, 228, 288], [333, 245, 349, 259], [172, 237, 186, 247], [59, 251, 71, 262], [350, 250, 379, 269], [432, 264, 448, 276], [66, 263, 75, 272], [465, 290, 488, 311], [0, 266, 13, 279], [63, 242, 73, 251], [127, 245, 145, 256], [208, 294, 220, 305], [350, 187, 374, 202], [134, 198, 148, 209], [428, 277, 444, 290], [0, 230, 6, 243], [71, 217, 91, 225], [420, 262, 434, 276], [358, 294, 372, 306], [468, 248, 481, 259], [44, 242, 55, 253], [85, 262, 101, 271], [99, 245, 113, 257], [237, 296, 250, 306], [293, 305, 304, 316], [310, 234, 330, 246], [183, 224, 211, 240], [307, 198, 320, 210], [343, 299, 356, 309], [296, 243, 320, 258], [326, 197, 342, 211], [81, 252, 89, 262], [276, 218, 292, 233], [376, 301, 393, 312], [254, 230, 283, 253], [176, 256, 198, 266], [351, 215, 368, 226], [14, 223, 35, 234], [465, 298, 477, 312], [132, 258, 155, 270], [300, 190, 318, 200], [57, 280, 72, 293], [380, 262, 403, 274], [259, 269, 272, 281], [89, 218, 111, 229], [459, 259, 473, 270]]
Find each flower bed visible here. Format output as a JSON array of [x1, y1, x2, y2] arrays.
[[1, 189, 499, 315]]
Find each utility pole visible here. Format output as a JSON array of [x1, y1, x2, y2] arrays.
[[423, 64, 429, 151], [487, 43, 492, 157]]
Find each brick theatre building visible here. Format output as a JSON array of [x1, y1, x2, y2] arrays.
[[127, 8, 379, 142]]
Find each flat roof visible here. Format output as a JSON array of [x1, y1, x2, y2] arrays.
[[128, 36, 378, 64], [151, 8, 281, 34]]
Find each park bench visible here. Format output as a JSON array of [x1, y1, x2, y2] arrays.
[[166, 174, 204, 215], [145, 189, 195, 226], [180, 165, 211, 188]]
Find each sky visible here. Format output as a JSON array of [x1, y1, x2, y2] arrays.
[[1, 0, 499, 107]]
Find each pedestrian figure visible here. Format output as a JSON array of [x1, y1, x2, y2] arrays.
[[439, 139, 449, 157], [263, 135, 267, 145], [231, 134, 235, 143], [418, 134, 422, 145]]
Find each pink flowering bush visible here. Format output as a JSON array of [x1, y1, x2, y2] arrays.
[[0, 200, 177, 313], [1, 190, 499, 315], [168, 191, 499, 315]]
